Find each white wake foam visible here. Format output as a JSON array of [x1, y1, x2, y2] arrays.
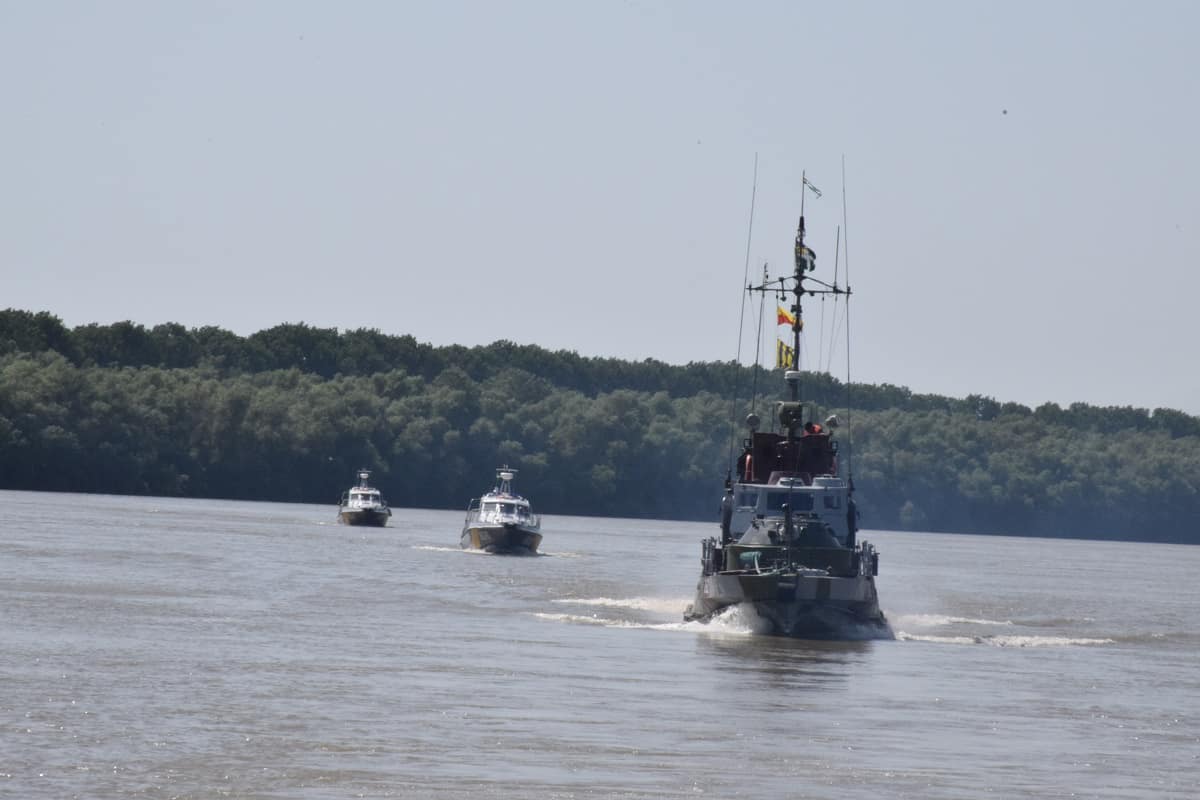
[[532, 612, 696, 632], [897, 632, 1114, 647], [531, 604, 764, 636], [705, 603, 777, 635], [553, 596, 693, 615], [411, 545, 488, 555], [892, 613, 1014, 628]]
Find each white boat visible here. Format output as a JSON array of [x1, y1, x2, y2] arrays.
[[684, 199, 891, 639], [461, 467, 542, 554], [337, 470, 392, 527]]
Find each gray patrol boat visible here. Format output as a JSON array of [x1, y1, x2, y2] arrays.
[[684, 206, 891, 639]]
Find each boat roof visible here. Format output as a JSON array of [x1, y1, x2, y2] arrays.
[[480, 491, 531, 505]]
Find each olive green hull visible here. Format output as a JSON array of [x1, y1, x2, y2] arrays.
[[684, 571, 892, 640]]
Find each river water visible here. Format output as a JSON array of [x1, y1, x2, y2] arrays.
[[1, 489, 1196, 799]]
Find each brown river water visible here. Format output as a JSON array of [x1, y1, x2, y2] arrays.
[[1, 489, 1196, 798]]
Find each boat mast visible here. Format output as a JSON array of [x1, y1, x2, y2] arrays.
[[790, 209, 808, 403], [746, 169, 847, 428], [785, 171, 821, 405]]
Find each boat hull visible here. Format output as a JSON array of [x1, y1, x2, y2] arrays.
[[684, 571, 892, 640], [460, 524, 542, 555], [337, 509, 391, 527]]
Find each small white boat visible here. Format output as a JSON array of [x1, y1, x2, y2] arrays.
[[461, 467, 542, 554], [337, 470, 392, 527]]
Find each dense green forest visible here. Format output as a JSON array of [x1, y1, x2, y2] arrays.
[[2, 309, 1198, 543]]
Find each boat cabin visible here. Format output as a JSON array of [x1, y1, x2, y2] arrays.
[[479, 497, 534, 522], [727, 403, 855, 544], [730, 475, 852, 545], [345, 488, 385, 509], [465, 467, 541, 529]]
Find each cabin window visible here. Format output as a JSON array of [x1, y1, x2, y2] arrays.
[[736, 491, 758, 508], [764, 493, 814, 512], [823, 495, 841, 509]]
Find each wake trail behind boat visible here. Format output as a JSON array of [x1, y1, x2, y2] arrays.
[[891, 610, 1115, 646], [553, 596, 694, 615], [535, 614, 758, 638], [411, 544, 489, 555], [897, 632, 1116, 647], [547, 598, 894, 639], [891, 613, 1015, 628]]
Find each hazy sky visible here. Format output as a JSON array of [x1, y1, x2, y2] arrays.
[[4, 1, 1198, 413]]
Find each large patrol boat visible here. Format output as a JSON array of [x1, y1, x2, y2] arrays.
[[684, 203, 891, 639]]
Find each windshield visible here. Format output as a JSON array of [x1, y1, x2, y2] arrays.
[[764, 492, 814, 512]]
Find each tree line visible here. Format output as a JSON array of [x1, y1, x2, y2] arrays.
[[1, 309, 1198, 543]]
